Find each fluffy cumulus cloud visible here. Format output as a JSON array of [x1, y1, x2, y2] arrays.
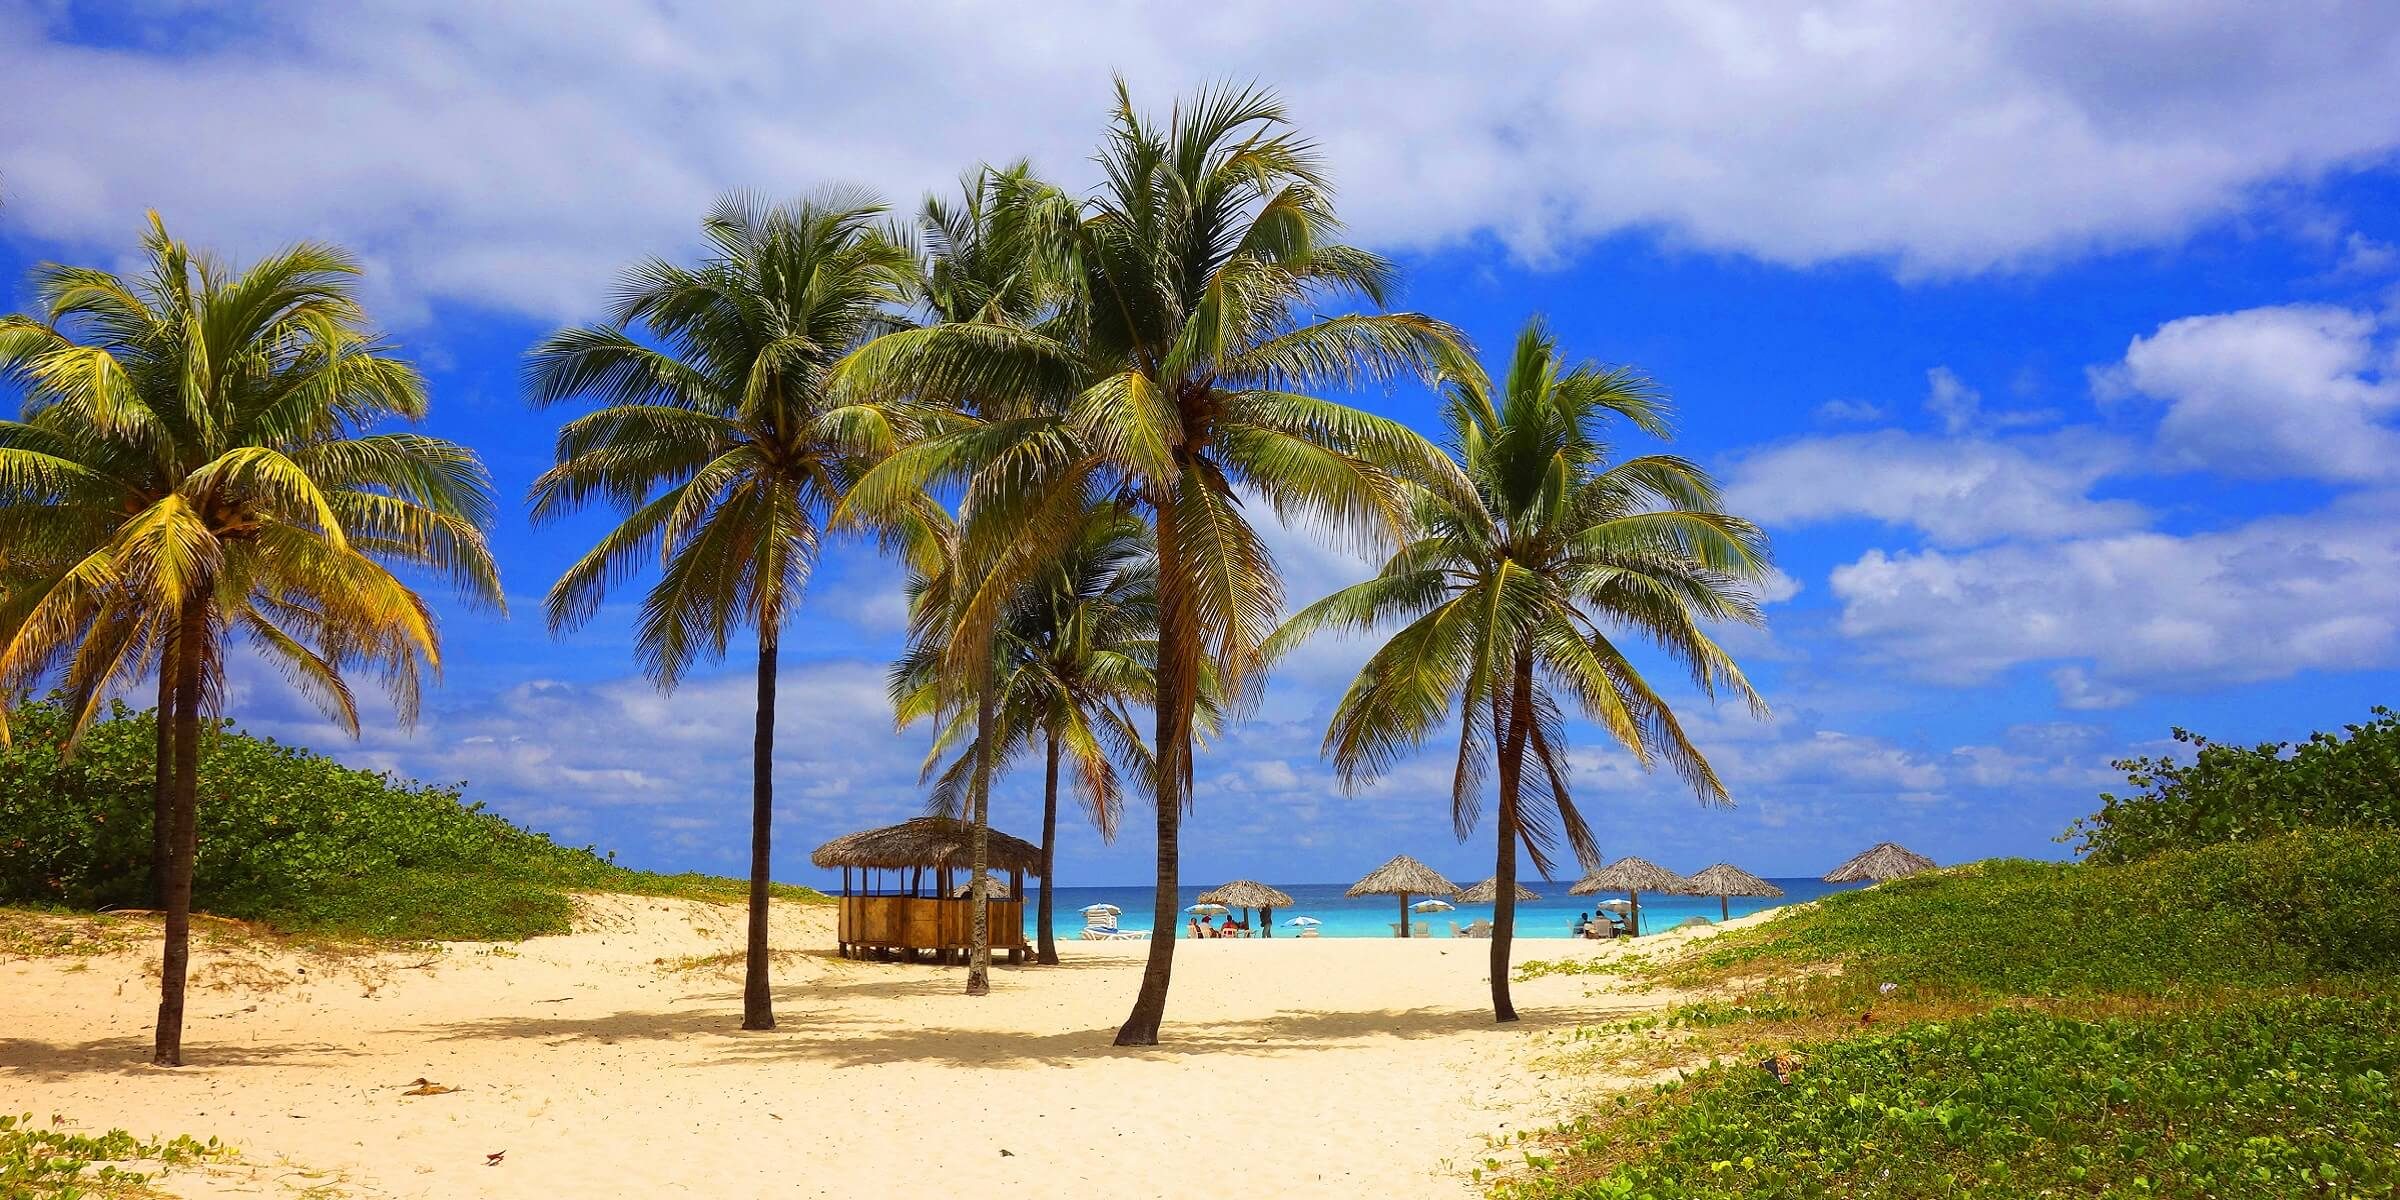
[[1828, 491, 2400, 694], [1723, 427, 2144, 545], [5, 2, 2400, 317], [2093, 304, 2400, 481]]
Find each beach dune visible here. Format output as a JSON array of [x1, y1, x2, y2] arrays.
[[1, 897, 1754, 1199]]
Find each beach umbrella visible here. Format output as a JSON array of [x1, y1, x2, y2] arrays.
[[1682, 862, 1786, 922], [1570, 857, 1691, 936], [1456, 876, 1542, 903], [1822, 841, 1937, 884], [1594, 899, 1632, 914], [1411, 898, 1457, 913], [1197, 880, 1297, 938], [950, 876, 1012, 899], [1186, 902, 1230, 915], [1284, 915, 1321, 927], [1079, 903, 1122, 915], [1345, 854, 1458, 939]]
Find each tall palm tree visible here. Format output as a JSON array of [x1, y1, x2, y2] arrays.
[[838, 81, 1471, 1044], [893, 503, 1162, 964], [527, 192, 917, 1030], [0, 216, 501, 1064], [1271, 319, 1771, 1022]]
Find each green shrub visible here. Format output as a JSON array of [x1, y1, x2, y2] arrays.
[[1495, 995, 2400, 1199], [0, 699, 824, 941], [2066, 707, 2400, 864], [1, 1110, 229, 1198], [1677, 830, 2400, 1000]]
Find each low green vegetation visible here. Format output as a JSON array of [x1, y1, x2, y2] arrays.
[[1493, 825, 2400, 1197], [0, 699, 825, 943], [1496, 996, 2400, 1199], [2066, 704, 2400, 864], [1675, 828, 2400, 1000], [0, 1112, 230, 1199]]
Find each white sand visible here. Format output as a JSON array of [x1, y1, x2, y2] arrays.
[[1, 898, 1761, 1199]]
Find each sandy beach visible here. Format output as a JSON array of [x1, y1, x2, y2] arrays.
[[0, 897, 1757, 1199]]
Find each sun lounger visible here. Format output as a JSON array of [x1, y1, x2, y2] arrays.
[[1298, 928, 1320, 938], [1414, 921, 1430, 938]]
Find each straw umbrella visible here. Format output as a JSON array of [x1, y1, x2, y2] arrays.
[[1823, 842, 1936, 884], [1346, 855, 1458, 938], [1570, 857, 1689, 936], [1196, 880, 1296, 938], [1682, 863, 1783, 922], [1456, 877, 1542, 903]]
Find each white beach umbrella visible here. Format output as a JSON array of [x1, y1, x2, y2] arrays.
[[1079, 903, 1122, 915], [1187, 903, 1230, 915], [1283, 915, 1322, 927], [1411, 899, 1457, 913]]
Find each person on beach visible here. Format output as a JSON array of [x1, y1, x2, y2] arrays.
[[1573, 913, 1593, 937], [1219, 914, 1240, 937]]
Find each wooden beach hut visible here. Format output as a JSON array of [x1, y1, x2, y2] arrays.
[[1681, 862, 1783, 922], [1570, 857, 1690, 936], [1346, 855, 1457, 939], [811, 818, 1042, 963], [1196, 880, 1295, 937], [1823, 841, 1936, 884]]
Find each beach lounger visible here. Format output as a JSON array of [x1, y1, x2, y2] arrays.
[[1414, 921, 1430, 938], [1298, 928, 1320, 938]]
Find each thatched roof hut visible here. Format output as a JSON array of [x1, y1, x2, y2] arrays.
[[1346, 855, 1457, 939], [1683, 862, 1784, 921], [1456, 876, 1542, 903], [1569, 856, 1689, 895], [1197, 880, 1295, 909], [1823, 841, 1935, 883], [810, 817, 1042, 875], [1568, 857, 1690, 936], [1197, 880, 1297, 937]]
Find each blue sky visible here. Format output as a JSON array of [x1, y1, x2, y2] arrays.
[[6, 3, 2400, 888]]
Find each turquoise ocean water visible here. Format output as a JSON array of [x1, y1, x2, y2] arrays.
[[1025, 878, 1856, 940]]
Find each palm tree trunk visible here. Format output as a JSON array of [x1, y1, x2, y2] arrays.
[[152, 594, 206, 1066], [1036, 732, 1061, 966], [1116, 507, 1187, 1046], [742, 627, 777, 1031], [1490, 649, 1536, 1023], [965, 664, 996, 996], [148, 656, 175, 910]]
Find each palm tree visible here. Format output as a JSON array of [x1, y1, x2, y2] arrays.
[[894, 503, 1162, 965], [838, 81, 1471, 1044], [0, 216, 501, 1064], [526, 192, 917, 1030], [1270, 319, 1771, 1022]]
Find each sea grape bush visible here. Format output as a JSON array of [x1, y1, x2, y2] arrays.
[[0, 699, 689, 938], [1675, 831, 2400, 999], [2065, 706, 2400, 865], [1494, 996, 2400, 1200]]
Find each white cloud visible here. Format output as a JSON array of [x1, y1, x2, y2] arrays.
[[1723, 428, 2144, 545], [5, 2, 2400, 319], [1815, 398, 1886, 424], [2094, 304, 2400, 482], [1827, 491, 2400, 693], [1923, 366, 2056, 435]]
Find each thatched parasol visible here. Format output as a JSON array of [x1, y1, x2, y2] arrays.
[[950, 876, 1012, 899], [1682, 862, 1784, 922], [1197, 880, 1296, 938], [1346, 855, 1458, 939], [1456, 876, 1542, 903], [810, 817, 1041, 897], [1822, 841, 1936, 884], [1569, 857, 1690, 936]]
